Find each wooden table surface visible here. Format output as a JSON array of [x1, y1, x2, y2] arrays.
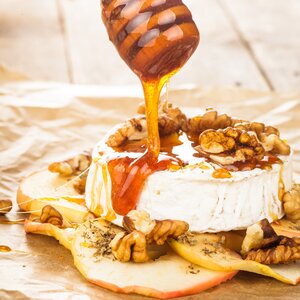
[[0, 0, 299, 91]]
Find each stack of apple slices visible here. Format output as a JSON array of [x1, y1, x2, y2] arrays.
[[24, 219, 237, 299], [19, 170, 300, 299]]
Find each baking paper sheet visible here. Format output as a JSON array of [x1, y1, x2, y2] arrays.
[[1, 73, 300, 299]]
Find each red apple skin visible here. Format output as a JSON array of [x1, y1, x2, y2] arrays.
[[25, 219, 237, 299], [87, 271, 237, 299]]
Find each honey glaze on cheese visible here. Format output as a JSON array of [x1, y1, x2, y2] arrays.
[[101, 133, 197, 216], [100, 130, 286, 217], [101, 0, 200, 215]]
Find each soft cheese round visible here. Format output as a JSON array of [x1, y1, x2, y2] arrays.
[[86, 133, 293, 233]]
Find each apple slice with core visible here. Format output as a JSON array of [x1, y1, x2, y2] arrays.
[[169, 232, 300, 285]]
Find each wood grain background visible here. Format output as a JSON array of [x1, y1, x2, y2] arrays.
[[0, 0, 299, 90]]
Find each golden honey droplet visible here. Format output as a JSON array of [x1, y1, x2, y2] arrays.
[[212, 168, 232, 179], [0, 245, 12, 252]]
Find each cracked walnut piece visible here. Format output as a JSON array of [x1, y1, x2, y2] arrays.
[[123, 210, 189, 245], [107, 101, 187, 147], [40, 205, 71, 228], [283, 184, 300, 221], [138, 101, 187, 132], [107, 117, 148, 148], [48, 150, 92, 177], [242, 219, 300, 264], [73, 174, 88, 195], [241, 219, 279, 254], [233, 122, 290, 155], [110, 231, 150, 263], [188, 109, 234, 134], [188, 109, 290, 156], [147, 219, 189, 245], [196, 127, 265, 165], [111, 210, 189, 263], [245, 237, 300, 264]]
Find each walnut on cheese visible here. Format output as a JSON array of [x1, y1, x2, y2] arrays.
[[188, 109, 290, 158], [106, 118, 148, 148], [106, 101, 187, 147], [235, 122, 290, 155], [187, 109, 235, 134], [196, 127, 265, 165]]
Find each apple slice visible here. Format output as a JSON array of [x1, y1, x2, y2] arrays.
[[17, 170, 92, 223], [24, 219, 75, 250], [169, 233, 300, 285], [72, 219, 237, 299], [24, 196, 92, 224], [272, 218, 300, 238], [25, 219, 237, 299], [17, 170, 81, 210]]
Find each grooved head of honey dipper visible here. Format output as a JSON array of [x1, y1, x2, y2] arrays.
[[101, 0, 200, 81], [131, 26, 200, 81]]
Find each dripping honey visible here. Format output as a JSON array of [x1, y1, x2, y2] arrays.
[[101, 0, 199, 215]]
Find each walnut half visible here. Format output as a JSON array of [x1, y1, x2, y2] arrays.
[[146, 220, 189, 245], [241, 219, 279, 254], [48, 150, 92, 177], [110, 231, 150, 263], [244, 237, 300, 265], [187, 109, 234, 134], [123, 210, 189, 245], [40, 205, 71, 228], [196, 127, 265, 165], [188, 109, 290, 156], [110, 210, 189, 263], [107, 101, 187, 148], [242, 219, 300, 264], [283, 184, 300, 221]]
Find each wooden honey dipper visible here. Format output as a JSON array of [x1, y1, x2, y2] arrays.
[[100, 1, 200, 215], [101, 0, 200, 81]]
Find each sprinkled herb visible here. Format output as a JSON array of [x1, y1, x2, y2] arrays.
[[187, 264, 200, 274], [81, 220, 117, 259], [177, 232, 197, 246]]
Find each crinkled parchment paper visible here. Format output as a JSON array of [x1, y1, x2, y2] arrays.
[[0, 75, 300, 299]]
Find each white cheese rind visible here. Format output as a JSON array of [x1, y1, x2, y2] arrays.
[[86, 135, 293, 233], [137, 158, 292, 232]]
